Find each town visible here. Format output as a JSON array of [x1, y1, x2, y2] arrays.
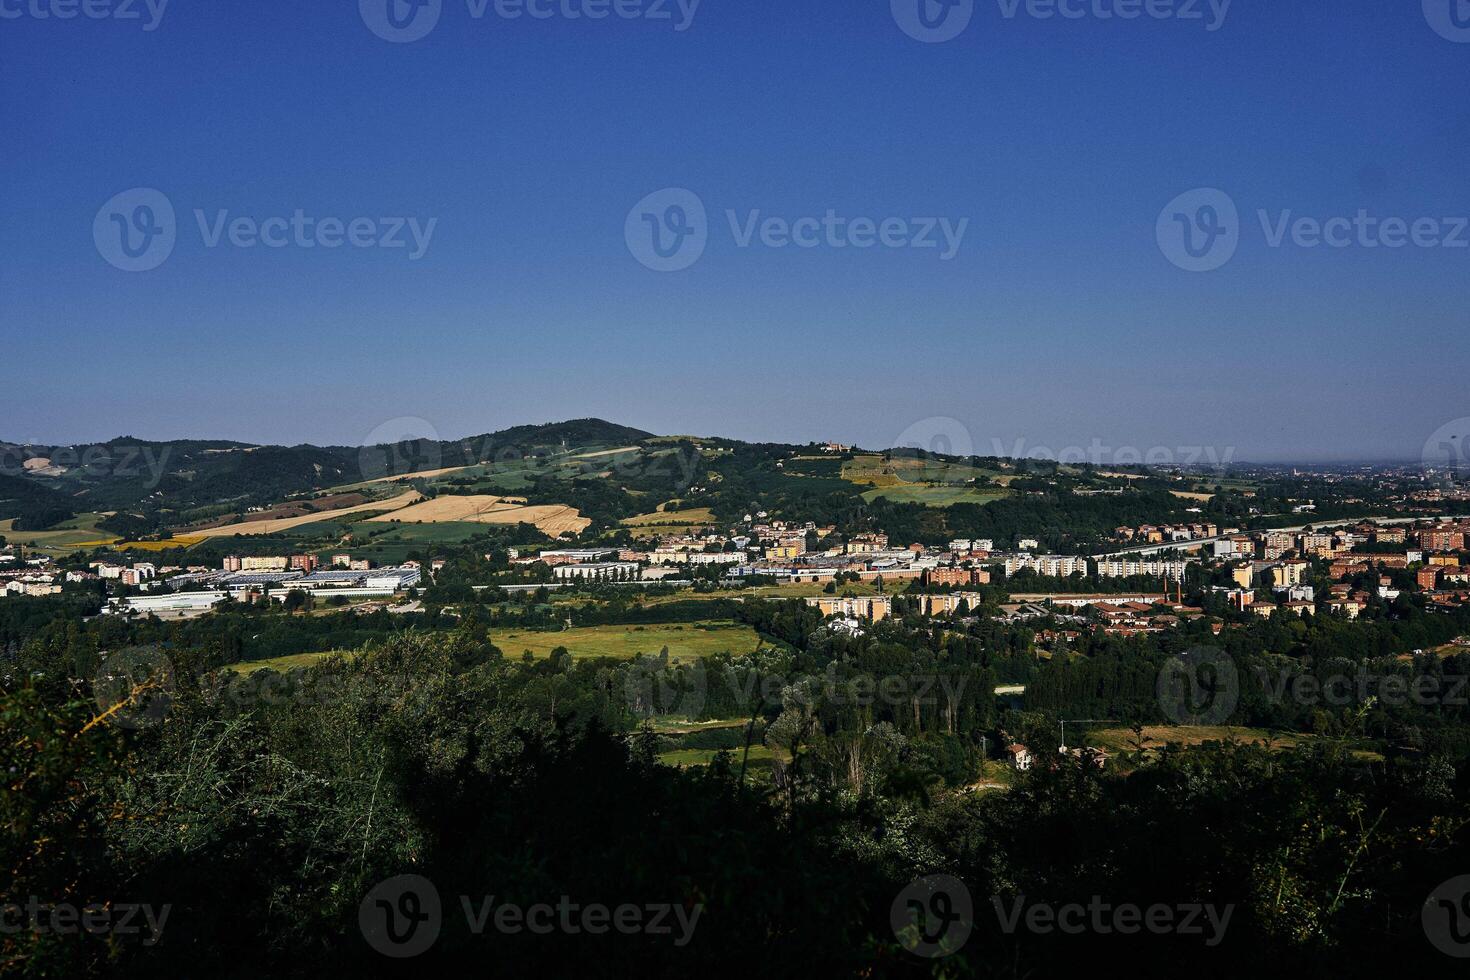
[[7, 509, 1467, 642]]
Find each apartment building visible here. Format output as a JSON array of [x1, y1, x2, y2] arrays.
[[1094, 558, 1194, 581], [918, 593, 986, 616], [845, 533, 890, 554], [926, 566, 991, 587], [1003, 555, 1088, 578], [1419, 529, 1465, 552], [805, 595, 893, 621], [552, 562, 640, 581]]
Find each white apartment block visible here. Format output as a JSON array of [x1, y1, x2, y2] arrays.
[[1094, 558, 1196, 581], [552, 562, 641, 581], [1003, 555, 1088, 578], [650, 549, 744, 565]]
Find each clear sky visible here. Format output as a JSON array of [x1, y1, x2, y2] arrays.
[[1, 0, 1466, 462]]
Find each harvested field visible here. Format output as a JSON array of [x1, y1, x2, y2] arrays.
[[571, 446, 640, 459], [622, 506, 716, 527], [185, 492, 372, 530], [189, 491, 422, 538], [368, 494, 591, 536], [370, 465, 475, 483]]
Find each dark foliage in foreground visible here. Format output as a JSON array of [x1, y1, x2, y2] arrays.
[[4, 626, 1467, 978]]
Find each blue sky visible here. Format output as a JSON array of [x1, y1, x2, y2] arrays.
[[1, 0, 1466, 461]]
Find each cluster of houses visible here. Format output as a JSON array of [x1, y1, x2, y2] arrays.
[[786, 517, 1470, 633], [1204, 520, 1470, 619], [0, 548, 64, 597]]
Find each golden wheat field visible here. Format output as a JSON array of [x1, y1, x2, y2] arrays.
[[367, 495, 590, 536], [188, 491, 423, 538]]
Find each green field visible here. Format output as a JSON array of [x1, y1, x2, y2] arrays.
[[1088, 725, 1382, 764], [860, 485, 1010, 507], [217, 621, 760, 675], [346, 519, 513, 550], [0, 512, 118, 553], [221, 649, 359, 673], [838, 455, 1010, 508], [622, 506, 717, 527], [651, 718, 750, 735], [1090, 725, 1311, 753], [657, 744, 780, 769], [493, 621, 761, 662], [423, 446, 649, 495], [842, 454, 1002, 487]]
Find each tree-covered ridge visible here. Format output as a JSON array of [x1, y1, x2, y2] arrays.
[[4, 625, 1466, 977]]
